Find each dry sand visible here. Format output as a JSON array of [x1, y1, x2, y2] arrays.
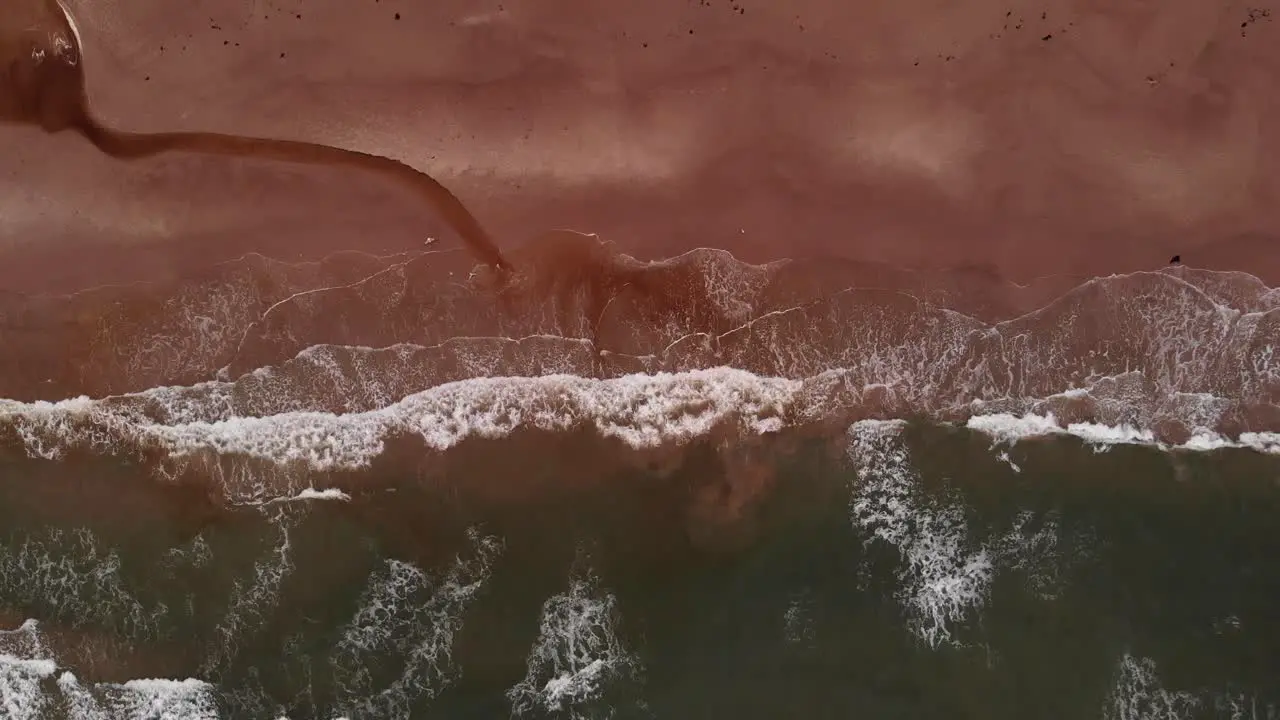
[[1, 0, 1278, 294]]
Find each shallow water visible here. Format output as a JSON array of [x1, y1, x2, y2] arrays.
[[1, 241, 1278, 719]]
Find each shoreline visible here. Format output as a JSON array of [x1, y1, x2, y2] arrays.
[[4, 157, 1278, 297]]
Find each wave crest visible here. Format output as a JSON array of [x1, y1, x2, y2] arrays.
[[0, 242, 1277, 505]]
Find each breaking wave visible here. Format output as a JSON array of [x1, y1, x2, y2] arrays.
[[2, 237, 1278, 717], [507, 567, 642, 719], [330, 528, 502, 718], [1, 241, 1277, 484], [1, 620, 217, 720]]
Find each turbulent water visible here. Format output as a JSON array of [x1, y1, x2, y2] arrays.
[[1, 233, 1278, 719]]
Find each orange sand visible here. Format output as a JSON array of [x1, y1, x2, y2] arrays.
[[2, 0, 1278, 294]]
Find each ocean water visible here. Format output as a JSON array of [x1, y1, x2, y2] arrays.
[[1, 237, 1278, 719]]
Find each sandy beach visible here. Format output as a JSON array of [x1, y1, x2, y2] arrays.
[[3, 4, 1280, 717], [2, 0, 1277, 295]]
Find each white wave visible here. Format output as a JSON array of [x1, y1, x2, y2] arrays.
[[5, 265, 1279, 449], [0, 368, 802, 481], [967, 412, 1280, 455], [0, 630, 57, 720], [8, 366, 1278, 483], [845, 420, 994, 649], [47, 672, 219, 720], [98, 678, 219, 720], [331, 527, 502, 718], [507, 569, 641, 719], [55, 671, 108, 720], [966, 412, 1063, 443], [151, 369, 795, 467], [290, 487, 350, 502], [245, 487, 353, 507], [2, 620, 218, 720]]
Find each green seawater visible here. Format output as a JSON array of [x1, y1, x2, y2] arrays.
[[1, 421, 1278, 720]]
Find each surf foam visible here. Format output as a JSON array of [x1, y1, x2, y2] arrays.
[[507, 569, 642, 719], [1, 620, 217, 720], [331, 527, 502, 718], [845, 420, 994, 649]]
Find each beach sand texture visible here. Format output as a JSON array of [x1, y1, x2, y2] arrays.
[[0, 0, 1276, 294]]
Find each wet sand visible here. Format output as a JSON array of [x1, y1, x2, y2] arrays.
[[3, 0, 1280, 295]]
